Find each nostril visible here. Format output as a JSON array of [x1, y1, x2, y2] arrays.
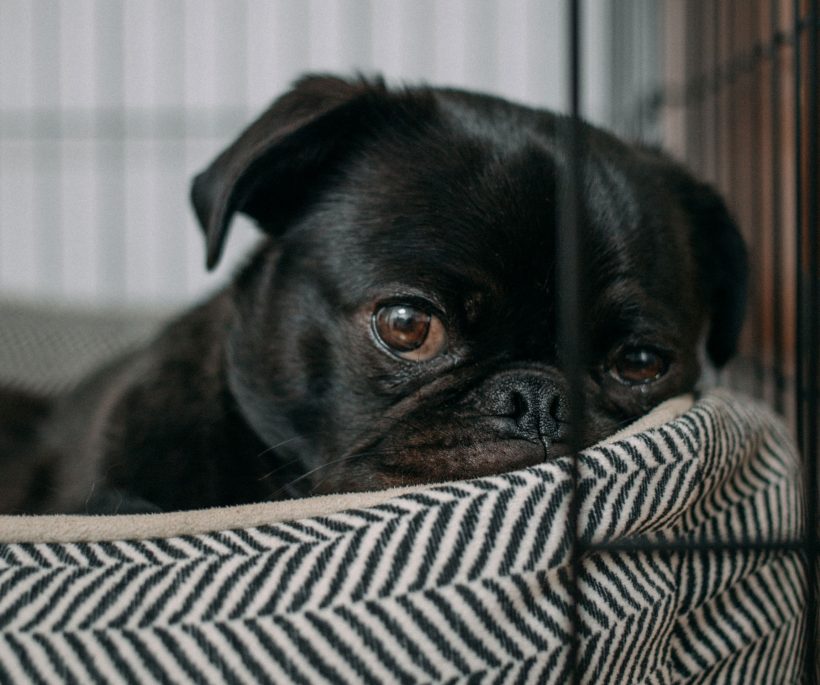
[[548, 393, 565, 423], [509, 391, 528, 423]]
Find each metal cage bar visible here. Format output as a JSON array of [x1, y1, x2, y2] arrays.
[[561, 2, 584, 680], [797, 0, 819, 679], [770, 0, 786, 415]]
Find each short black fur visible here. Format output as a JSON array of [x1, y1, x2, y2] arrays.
[[0, 75, 747, 513]]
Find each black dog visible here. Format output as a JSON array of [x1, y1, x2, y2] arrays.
[[0, 75, 746, 514]]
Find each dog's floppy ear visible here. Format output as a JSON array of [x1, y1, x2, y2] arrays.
[[191, 74, 391, 269], [674, 173, 748, 367]]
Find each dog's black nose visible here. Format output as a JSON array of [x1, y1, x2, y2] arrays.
[[478, 371, 569, 443]]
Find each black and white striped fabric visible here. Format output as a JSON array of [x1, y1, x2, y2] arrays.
[[0, 391, 807, 683]]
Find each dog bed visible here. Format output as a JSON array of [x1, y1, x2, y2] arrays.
[[0, 301, 808, 682], [0, 389, 806, 683]]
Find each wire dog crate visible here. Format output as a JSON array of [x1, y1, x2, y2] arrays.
[[0, 0, 817, 681]]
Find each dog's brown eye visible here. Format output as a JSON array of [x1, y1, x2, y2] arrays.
[[373, 305, 447, 361], [610, 346, 668, 385]]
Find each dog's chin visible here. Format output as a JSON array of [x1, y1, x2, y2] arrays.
[[306, 438, 569, 495]]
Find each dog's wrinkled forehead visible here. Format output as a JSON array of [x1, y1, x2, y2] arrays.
[[292, 97, 682, 313], [338, 146, 554, 289]]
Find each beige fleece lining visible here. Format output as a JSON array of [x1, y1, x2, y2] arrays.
[[0, 394, 693, 544]]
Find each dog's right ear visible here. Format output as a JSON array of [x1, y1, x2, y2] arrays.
[[191, 74, 395, 269], [674, 173, 748, 368]]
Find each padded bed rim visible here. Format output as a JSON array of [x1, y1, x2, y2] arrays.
[[0, 395, 693, 544]]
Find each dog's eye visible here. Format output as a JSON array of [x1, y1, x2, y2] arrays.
[[609, 346, 668, 385], [372, 305, 447, 361]]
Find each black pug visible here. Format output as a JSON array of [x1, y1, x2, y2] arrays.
[[0, 75, 746, 514]]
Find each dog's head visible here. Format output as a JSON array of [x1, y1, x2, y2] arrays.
[[191, 75, 747, 496]]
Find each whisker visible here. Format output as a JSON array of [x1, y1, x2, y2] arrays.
[[253, 435, 305, 461], [270, 442, 418, 499], [270, 452, 371, 498], [256, 459, 301, 483]]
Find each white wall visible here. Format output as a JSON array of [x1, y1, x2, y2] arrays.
[[0, 0, 612, 307]]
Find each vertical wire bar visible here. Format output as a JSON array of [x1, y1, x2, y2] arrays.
[[794, 0, 804, 500], [687, 0, 704, 177], [794, 1, 817, 681], [710, 0, 721, 190], [801, 1, 819, 680], [681, 0, 692, 168], [725, 0, 745, 391], [750, 0, 768, 399], [561, 0, 585, 681], [644, 0, 655, 141], [770, 0, 785, 414], [699, 0, 707, 176], [757, 0, 770, 400], [693, 0, 704, 174]]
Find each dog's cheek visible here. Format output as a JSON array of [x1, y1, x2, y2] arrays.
[[298, 328, 335, 400], [289, 327, 378, 457], [287, 317, 393, 458], [269, 328, 341, 455]]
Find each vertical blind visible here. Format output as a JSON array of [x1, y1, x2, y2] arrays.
[[0, 0, 613, 307]]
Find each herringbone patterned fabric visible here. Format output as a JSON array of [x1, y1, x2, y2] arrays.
[[0, 392, 806, 683]]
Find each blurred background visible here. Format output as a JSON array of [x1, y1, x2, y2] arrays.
[[0, 0, 649, 307]]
